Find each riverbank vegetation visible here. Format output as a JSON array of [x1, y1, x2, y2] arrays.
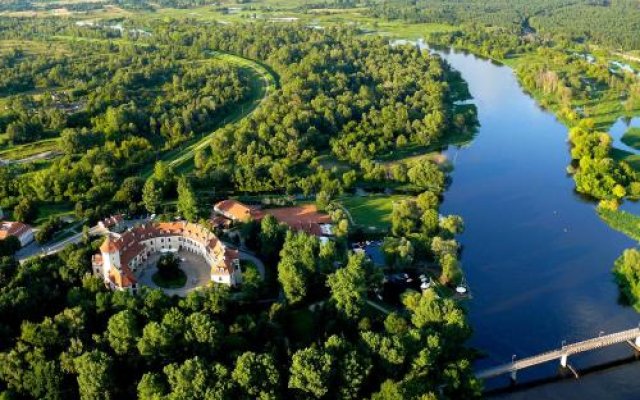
[[370, 0, 640, 51], [429, 25, 640, 129], [597, 208, 640, 242], [567, 121, 640, 203], [613, 248, 640, 310]]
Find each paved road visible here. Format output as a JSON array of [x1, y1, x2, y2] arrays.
[[238, 250, 266, 279], [16, 218, 148, 263], [16, 227, 99, 262]]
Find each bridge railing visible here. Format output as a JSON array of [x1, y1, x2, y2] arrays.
[[477, 326, 640, 379]]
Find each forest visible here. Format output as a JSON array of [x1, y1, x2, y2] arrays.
[[0, 19, 474, 225], [0, 228, 479, 399], [368, 0, 640, 50], [0, 14, 481, 400]]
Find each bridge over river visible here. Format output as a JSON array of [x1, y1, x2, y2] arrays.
[[478, 326, 640, 381]]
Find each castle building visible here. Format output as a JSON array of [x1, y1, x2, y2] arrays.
[[92, 221, 241, 292]]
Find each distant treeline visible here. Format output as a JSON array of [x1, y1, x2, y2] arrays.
[[368, 0, 640, 50]]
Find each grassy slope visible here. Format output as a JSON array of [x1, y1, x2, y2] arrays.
[[621, 127, 640, 150], [338, 194, 410, 231], [598, 208, 640, 242]]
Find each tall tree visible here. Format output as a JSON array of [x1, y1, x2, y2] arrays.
[[232, 352, 280, 399], [74, 350, 114, 400], [106, 310, 139, 355], [327, 253, 369, 319], [177, 176, 198, 221], [277, 232, 318, 305], [142, 178, 162, 214], [288, 347, 332, 399]]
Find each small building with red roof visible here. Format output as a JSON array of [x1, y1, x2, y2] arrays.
[[213, 200, 334, 237], [0, 221, 34, 247]]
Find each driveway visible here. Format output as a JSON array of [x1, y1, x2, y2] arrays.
[[238, 250, 266, 279]]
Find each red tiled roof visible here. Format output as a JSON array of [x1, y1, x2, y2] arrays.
[[262, 204, 331, 236], [214, 200, 263, 222], [96, 221, 239, 289], [0, 221, 31, 240]]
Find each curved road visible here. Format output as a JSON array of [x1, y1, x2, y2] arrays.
[[160, 51, 277, 172]]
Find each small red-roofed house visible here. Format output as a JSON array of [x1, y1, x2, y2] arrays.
[[0, 221, 34, 247]]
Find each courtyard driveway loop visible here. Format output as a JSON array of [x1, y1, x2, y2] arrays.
[[136, 250, 211, 297]]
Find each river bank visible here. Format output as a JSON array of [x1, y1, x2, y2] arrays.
[[422, 44, 640, 398]]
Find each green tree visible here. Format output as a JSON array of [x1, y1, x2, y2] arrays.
[[13, 197, 36, 223], [416, 191, 439, 211], [327, 253, 368, 319], [156, 253, 182, 281], [613, 248, 640, 308], [259, 214, 285, 263], [288, 347, 332, 398], [420, 209, 439, 235], [232, 352, 280, 399], [185, 312, 221, 351], [407, 162, 444, 193], [152, 161, 176, 195], [114, 177, 144, 205], [439, 215, 464, 237], [137, 373, 166, 400], [137, 322, 171, 360], [177, 176, 198, 221], [439, 254, 462, 286], [106, 310, 139, 355], [0, 236, 21, 257], [277, 232, 318, 305], [382, 237, 414, 269], [391, 200, 419, 236], [74, 351, 113, 400], [163, 358, 233, 400], [142, 178, 162, 214]]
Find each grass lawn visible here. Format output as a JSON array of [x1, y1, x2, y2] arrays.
[[152, 270, 187, 289], [621, 127, 640, 151], [34, 202, 75, 226], [598, 208, 640, 241], [339, 194, 410, 231], [0, 138, 59, 161], [611, 148, 640, 171]]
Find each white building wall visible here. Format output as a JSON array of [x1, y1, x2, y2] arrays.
[[18, 229, 34, 247]]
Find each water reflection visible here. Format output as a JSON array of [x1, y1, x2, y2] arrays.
[[417, 44, 640, 397]]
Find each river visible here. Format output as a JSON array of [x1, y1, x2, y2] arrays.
[[425, 45, 640, 398]]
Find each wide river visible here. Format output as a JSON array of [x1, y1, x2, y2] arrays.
[[427, 45, 640, 398]]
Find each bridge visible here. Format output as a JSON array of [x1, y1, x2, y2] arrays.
[[478, 326, 640, 381]]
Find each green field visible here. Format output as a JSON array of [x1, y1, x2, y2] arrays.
[[338, 194, 410, 231], [34, 202, 75, 226], [611, 148, 640, 171], [622, 127, 640, 151], [0, 138, 59, 161], [598, 208, 640, 241]]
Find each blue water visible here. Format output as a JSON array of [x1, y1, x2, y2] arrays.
[[424, 45, 640, 398]]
